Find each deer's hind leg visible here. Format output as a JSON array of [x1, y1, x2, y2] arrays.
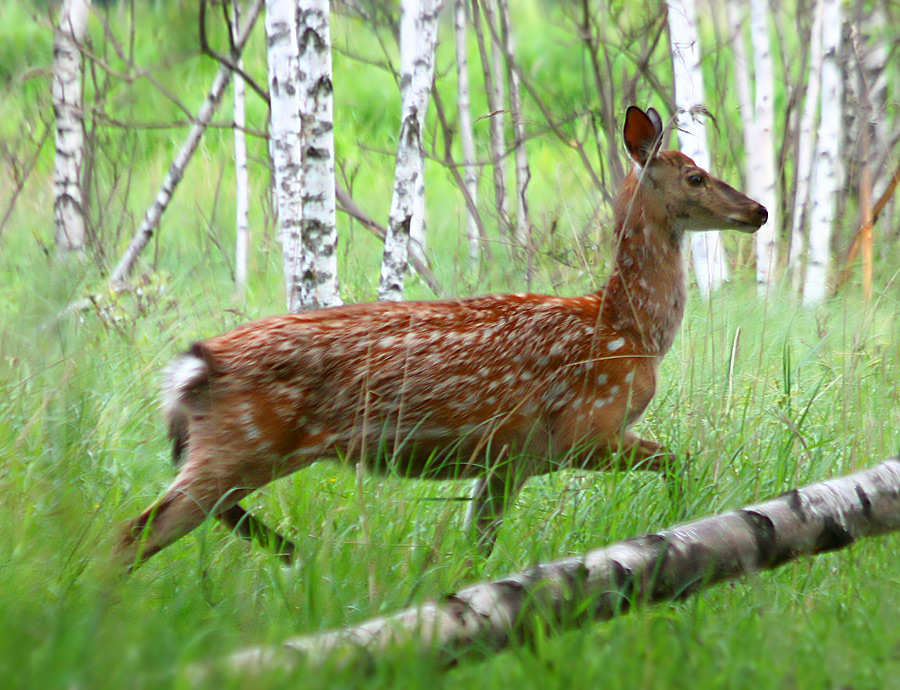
[[118, 436, 310, 569], [217, 504, 296, 563], [117, 451, 254, 568], [167, 412, 298, 563]]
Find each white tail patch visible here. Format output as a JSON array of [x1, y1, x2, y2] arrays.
[[161, 353, 207, 421]]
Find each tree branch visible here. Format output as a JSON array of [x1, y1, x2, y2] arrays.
[[108, 0, 264, 288], [199, 0, 270, 105]]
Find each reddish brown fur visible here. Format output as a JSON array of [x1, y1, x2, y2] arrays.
[[117, 107, 767, 567]]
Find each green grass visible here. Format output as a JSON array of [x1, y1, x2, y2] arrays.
[[2, 1, 900, 687]]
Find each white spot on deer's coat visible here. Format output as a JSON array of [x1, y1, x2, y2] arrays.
[[625, 370, 636, 384], [596, 374, 608, 386], [607, 338, 625, 352], [609, 385, 620, 396]]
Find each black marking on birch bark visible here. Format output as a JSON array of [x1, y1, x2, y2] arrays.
[[441, 593, 473, 624], [632, 533, 671, 600], [54, 193, 84, 214], [314, 75, 333, 96], [855, 482, 873, 521], [739, 509, 784, 567], [782, 488, 807, 522], [305, 146, 329, 160], [602, 559, 636, 616], [813, 516, 855, 553], [401, 112, 421, 144], [298, 27, 326, 52]]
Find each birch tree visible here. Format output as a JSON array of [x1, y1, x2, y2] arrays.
[[110, 0, 263, 287], [667, 0, 730, 296], [787, 0, 824, 284], [498, 0, 530, 262], [53, 0, 91, 255], [265, 0, 305, 312], [297, 0, 342, 309], [233, 0, 250, 298], [454, 0, 480, 269], [748, 0, 778, 293], [223, 457, 900, 673], [378, 0, 442, 302], [803, 0, 843, 306], [471, 0, 508, 234]]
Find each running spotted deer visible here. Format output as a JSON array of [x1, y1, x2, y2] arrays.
[[117, 106, 767, 568]]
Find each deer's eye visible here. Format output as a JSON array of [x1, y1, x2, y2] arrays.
[[687, 174, 703, 186]]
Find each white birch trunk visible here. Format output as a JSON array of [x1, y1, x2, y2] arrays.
[[110, 0, 263, 288], [749, 0, 778, 293], [297, 0, 342, 309], [803, 0, 843, 307], [233, 0, 250, 298], [498, 0, 530, 253], [454, 0, 480, 268], [52, 0, 91, 254], [378, 0, 442, 302], [403, 0, 428, 263], [473, 0, 508, 232], [787, 0, 824, 284], [667, 0, 730, 296], [265, 0, 305, 312], [223, 457, 900, 673]]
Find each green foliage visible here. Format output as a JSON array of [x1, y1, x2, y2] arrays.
[[1, 1, 900, 688]]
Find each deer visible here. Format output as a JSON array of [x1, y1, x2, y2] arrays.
[[116, 106, 767, 569]]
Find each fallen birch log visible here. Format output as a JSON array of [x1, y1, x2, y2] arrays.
[[226, 457, 900, 673]]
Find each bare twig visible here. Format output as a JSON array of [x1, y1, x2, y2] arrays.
[[199, 0, 269, 104], [108, 0, 264, 288], [0, 123, 53, 242]]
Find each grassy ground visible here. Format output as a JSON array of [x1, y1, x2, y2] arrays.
[[2, 1, 900, 688], [2, 242, 899, 690]]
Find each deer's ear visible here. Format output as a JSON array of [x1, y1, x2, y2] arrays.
[[623, 106, 664, 165]]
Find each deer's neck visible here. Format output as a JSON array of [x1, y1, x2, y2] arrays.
[[598, 180, 688, 357]]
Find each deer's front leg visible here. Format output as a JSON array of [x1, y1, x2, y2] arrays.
[[606, 431, 676, 473]]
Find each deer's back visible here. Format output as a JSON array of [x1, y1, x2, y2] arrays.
[[189, 293, 656, 475]]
